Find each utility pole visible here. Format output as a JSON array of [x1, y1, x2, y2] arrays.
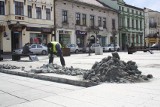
[[53, 0, 57, 41]]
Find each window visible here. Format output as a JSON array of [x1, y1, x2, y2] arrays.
[[136, 35, 139, 43], [140, 12, 142, 16], [122, 16, 125, 27], [136, 11, 138, 15], [119, 6, 121, 11], [140, 35, 142, 44], [76, 13, 81, 25], [132, 34, 135, 43], [140, 20, 142, 30], [112, 19, 115, 29], [127, 18, 130, 28], [98, 17, 102, 27], [36, 7, 41, 19], [103, 18, 106, 28], [46, 8, 51, 20], [127, 8, 129, 13], [82, 14, 86, 25], [62, 10, 68, 23], [132, 19, 134, 28], [37, 44, 42, 48], [136, 20, 138, 30], [15, 1, 24, 15], [28, 5, 32, 18], [90, 15, 95, 27], [132, 9, 134, 14], [0, 1, 5, 15], [128, 34, 130, 44], [122, 7, 124, 11]]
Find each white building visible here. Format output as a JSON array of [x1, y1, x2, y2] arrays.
[[55, 0, 119, 48], [0, 0, 54, 52]]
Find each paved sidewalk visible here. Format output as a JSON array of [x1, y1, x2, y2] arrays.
[[0, 51, 160, 107]]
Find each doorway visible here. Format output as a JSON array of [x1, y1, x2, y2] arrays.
[[122, 33, 127, 50], [11, 31, 22, 51]]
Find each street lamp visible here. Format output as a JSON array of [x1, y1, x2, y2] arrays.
[[7, 20, 21, 30], [111, 28, 118, 51], [92, 26, 100, 44]]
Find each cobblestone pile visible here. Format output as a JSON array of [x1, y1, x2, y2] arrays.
[[0, 64, 20, 69], [30, 64, 89, 76], [83, 54, 153, 83]]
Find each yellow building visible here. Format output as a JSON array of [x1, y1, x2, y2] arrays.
[[0, 0, 54, 52]]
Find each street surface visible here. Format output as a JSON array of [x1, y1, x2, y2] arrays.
[[0, 51, 160, 107]]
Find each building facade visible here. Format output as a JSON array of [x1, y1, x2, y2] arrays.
[[99, 0, 145, 50], [0, 0, 54, 52], [118, 0, 145, 50], [144, 8, 160, 47], [55, 0, 119, 48]]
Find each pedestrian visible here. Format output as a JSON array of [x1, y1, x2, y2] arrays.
[[47, 41, 65, 67]]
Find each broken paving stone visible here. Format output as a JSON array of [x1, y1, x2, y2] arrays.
[[0, 52, 154, 85], [83, 53, 153, 84], [0, 64, 20, 69]]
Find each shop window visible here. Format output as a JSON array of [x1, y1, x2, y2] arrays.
[[30, 33, 47, 45]]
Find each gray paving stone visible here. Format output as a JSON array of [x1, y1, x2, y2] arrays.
[[9, 99, 64, 107], [0, 93, 27, 107]]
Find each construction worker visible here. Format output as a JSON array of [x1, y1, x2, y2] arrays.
[[47, 41, 65, 66]]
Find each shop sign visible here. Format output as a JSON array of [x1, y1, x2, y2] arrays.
[[76, 30, 87, 35], [59, 30, 71, 34], [26, 27, 41, 31], [41, 28, 53, 34]]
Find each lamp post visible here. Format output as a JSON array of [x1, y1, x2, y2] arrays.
[[53, 0, 57, 41], [92, 26, 100, 44]]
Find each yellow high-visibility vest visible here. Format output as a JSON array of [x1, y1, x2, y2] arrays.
[[51, 41, 62, 53]]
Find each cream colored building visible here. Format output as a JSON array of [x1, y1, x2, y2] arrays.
[[144, 8, 160, 46], [0, 0, 54, 52], [55, 0, 119, 48]]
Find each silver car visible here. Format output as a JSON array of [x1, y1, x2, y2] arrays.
[[13, 44, 48, 55], [66, 44, 82, 53], [103, 44, 120, 52], [85, 43, 101, 52]]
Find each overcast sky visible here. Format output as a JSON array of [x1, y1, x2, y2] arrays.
[[124, 0, 160, 11]]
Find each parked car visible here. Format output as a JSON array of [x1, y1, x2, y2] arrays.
[[103, 44, 120, 52], [13, 44, 48, 55], [66, 44, 82, 53], [150, 43, 160, 50], [85, 43, 101, 52]]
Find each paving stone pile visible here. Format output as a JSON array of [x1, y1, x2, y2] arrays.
[[0, 64, 20, 69], [83, 53, 153, 83], [30, 63, 89, 76]]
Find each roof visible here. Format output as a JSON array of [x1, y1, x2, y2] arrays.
[[76, 0, 104, 8]]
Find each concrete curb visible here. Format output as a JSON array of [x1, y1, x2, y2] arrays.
[[0, 69, 97, 87]]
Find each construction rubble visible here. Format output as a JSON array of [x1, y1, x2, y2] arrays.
[[83, 53, 153, 83], [0, 52, 153, 84]]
